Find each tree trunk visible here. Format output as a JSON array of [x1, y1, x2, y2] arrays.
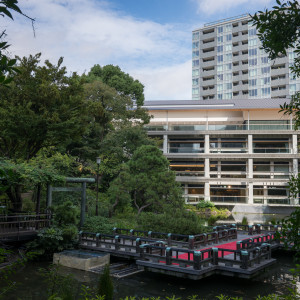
[[6, 185, 22, 212], [35, 183, 41, 215]]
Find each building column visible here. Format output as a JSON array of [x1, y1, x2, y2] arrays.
[[248, 158, 253, 179], [248, 134, 253, 154], [204, 182, 210, 201], [163, 134, 168, 154], [292, 134, 298, 154], [205, 158, 210, 178], [248, 182, 253, 205], [205, 134, 210, 154], [263, 185, 268, 205], [293, 158, 298, 176]]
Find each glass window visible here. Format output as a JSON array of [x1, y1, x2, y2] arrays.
[[192, 88, 199, 95], [225, 24, 232, 32], [249, 79, 257, 86], [261, 77, 270, 85], [249, 48, 257, 56], [249, 89, 257, 97], [261, 87, 270, 96], [289, 51, 296, 60], [225, 53, 232, 61], [225, 44, 232, 51], [249, 58, 257, 66], [249, 39, 257, 46], [193, 60, 199, 67], [290, 84, 296, 93], [192, 78, 199, 85], [217, 74, 223, 81], [226, 34, 232, 41], [226, 83, 232, 90], [217, 55, 223, 63], [217, 36, 223, 43], [193, 50, 199, 58], [224, 92, 232, 99], [193, 32, 199, 40], [261, 57, 269, 64], [218, 26, 223, 34], [218, 94, 223, 99], [217, 45, 223, 53], [217, 65, 223, 72], [249, 69, 257, 77], [248, 28, 256, 36], [192, 69, 199, 76], [261, 66, 270, 74], [225, 63, 232, 70], [192, 41, 199, 49], [225, 73, 232, 80], [217, 84, 223, 91]]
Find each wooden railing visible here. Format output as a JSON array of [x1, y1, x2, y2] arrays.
[[0, 214, 52, 239]]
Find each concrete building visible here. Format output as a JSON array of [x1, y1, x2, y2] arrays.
[[144, 98, 299, 213], [192, 14, 300, 101]]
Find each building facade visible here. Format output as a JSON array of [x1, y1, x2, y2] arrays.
[[144, 99, 299, 209], [192, 14, 300, 100]]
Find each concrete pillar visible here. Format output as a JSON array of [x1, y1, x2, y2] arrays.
[[248, 134, 253, 154], [263, 185, 268, 205], [205, 134, 210, 154], [292, 135, 298, 154], [248, 158, 253, 179], [217, 161, 221, 178], [163, 134, 168, 154], [204, 183, 210, 201], [46, 184, 52, 207], [205, 158, 210, 178], [293, 158, 298, 176], [248, 182, 253, 204]]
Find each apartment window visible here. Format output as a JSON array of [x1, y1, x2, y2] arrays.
[[261, 66, 270, 74], [225, 44, 232, 51], [289, 51, 296, 60], [225, 24, 232, 32], [218, 26, 223, 34], [249, 58, 257, 66], [224, 92, 232, 99], [249, 48, 257, 56], [218, 94, 223, 99], [261, 87, 271, 96], [225, 63, 232, 71], [217, 45, 223, 53], [290, 84, 297, 93], [249, 89, 257, 97], [261, 57, 269, 64], [261, 77, 270, 85], [217, 65, 223, 72], [225, 53, 232, 61], [248, 28, 256, 36], [226, 34, 232, 41], [217, 84, 223, 91], [193, 60, 200, 67], [225, 73, 232, 80], [193, 32, 199, 40], [225, 83, 232, 90], [217, 55, 223, 63], [248, 38, 257, 46], [249, 79, 257, 87], [192, 50, 199, 58], [221, 161, 246, 172], [192, 41, 199, 49], [217, 74, 223, 81], [249, 69, 257, 77], [192, 69, 199, 77], [217, 36, 223, 43], [192, 78, 199, 86], [192, 88, 199, 95]]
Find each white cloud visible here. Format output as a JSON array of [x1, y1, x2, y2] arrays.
[[131, 60, 192, 100], [3, 0, 190, 72], [193, 0, 273, 15]]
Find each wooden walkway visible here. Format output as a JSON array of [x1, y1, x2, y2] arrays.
[[79, 224, 282, 280], [0, 214, 52, 241]]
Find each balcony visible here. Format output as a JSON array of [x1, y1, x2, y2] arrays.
[[168, 146, 204, 154], [253, 148, 291, 153], [184, 195, 205, 204], [210, 148, 247, 153], [210, 196, 248, 203], [253, 197, 290, 205]]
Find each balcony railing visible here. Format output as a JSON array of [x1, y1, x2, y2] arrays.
[[253, 197, 290, 205], [175, 171, 205, 177], [146, 123, 294, 132], [210, 196, 248, 203], [184, 195, 205, 204], [168, 147, 204, 154], [210, 148, 247, 153], [253, 148, 290, 153]]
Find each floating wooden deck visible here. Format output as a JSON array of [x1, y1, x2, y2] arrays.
[[79, 224, 282, 280]]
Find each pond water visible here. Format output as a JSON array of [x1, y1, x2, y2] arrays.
[[3, 251, 299, 300]]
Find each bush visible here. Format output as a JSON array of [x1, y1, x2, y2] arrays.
[[137, 210, 206, 235], [97, 264, 114, 300], [196, 200, 215, 209], [83, 216, 115, 234]]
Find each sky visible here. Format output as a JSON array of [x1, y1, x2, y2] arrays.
[[2, 0, 278, 100]]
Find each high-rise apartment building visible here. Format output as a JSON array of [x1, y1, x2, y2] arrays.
[[192, 14, 300, 100]]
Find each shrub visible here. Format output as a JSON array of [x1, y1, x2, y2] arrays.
[[97, 264, 114, 300], [83, 216, 115, 234], [196, 200, 215, 209], [137, 210, 205, 235], [241, 216, 248, 225]]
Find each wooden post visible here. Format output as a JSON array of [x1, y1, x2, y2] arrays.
[[80, 182, 86, 228], [240, 250, 249, 269], [115, 235, 120, 250], [189, 235, 195, 249], [46, 184, 52, 208], [167, 233, 172, 246], [212, 248, 218, 265], [136, 238, 141, 254], [166, 247, 172, 265], [96, 233, 100, 247], [193, 251, 202, 270], [249, 225, 253, 235]]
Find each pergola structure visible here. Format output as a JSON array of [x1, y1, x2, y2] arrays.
[[47, 177, 95, 227]]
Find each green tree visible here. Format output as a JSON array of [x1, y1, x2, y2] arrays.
[[0, 0, 34, 85], [108, 145, 183, 215], [0, 53, 87, 161], [251, 1, 300, 259]]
